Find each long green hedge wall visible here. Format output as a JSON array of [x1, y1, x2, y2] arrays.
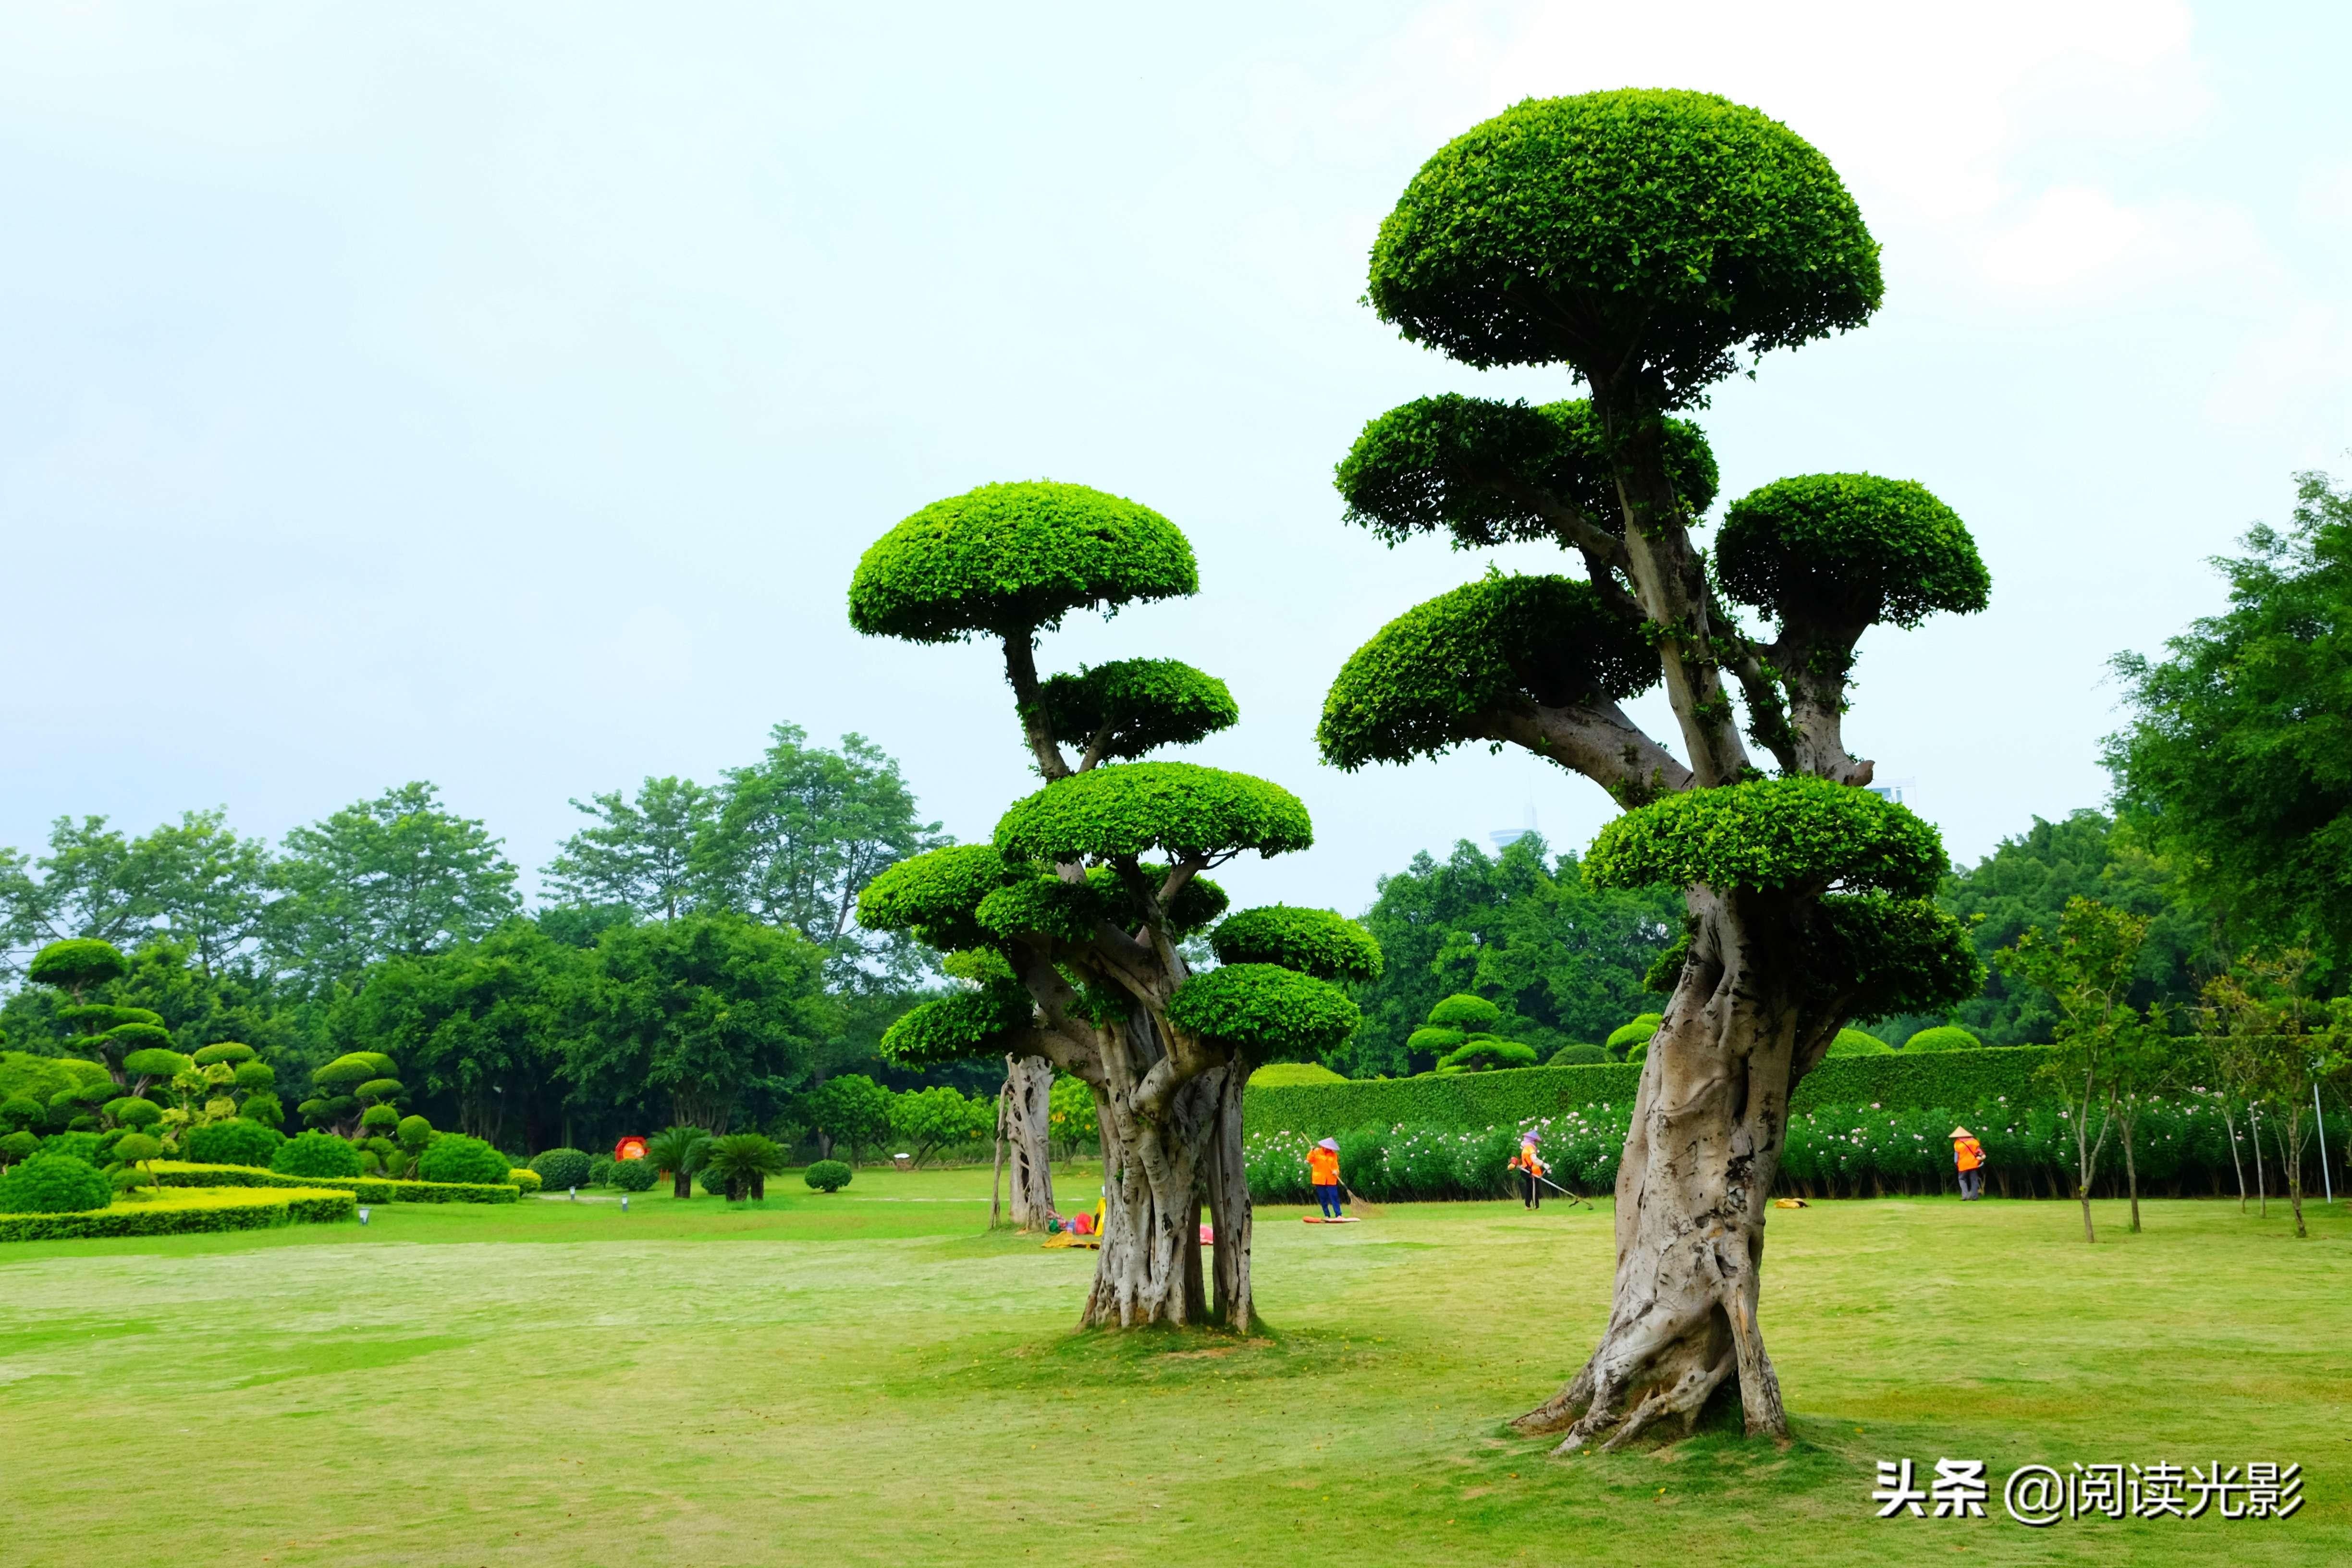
[[0, 1187, 355, 1242], [1241, 1046, 2054, 1137], [149, 1163, 521, 1205]]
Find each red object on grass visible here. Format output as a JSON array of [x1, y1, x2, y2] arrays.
[[614, 1136, 648, 1162]]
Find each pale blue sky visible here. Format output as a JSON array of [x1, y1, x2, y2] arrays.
[[5, 2, 2349, 918]]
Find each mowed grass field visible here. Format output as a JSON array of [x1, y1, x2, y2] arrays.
[[2, 1170, 2346, 1568]]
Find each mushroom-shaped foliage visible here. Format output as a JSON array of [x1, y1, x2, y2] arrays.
[[0, 1153, 113, 1215], [1209, 906, 1383, 984], [119, 1046, 190, 1080], [1716, 474, 1988, 633], [397, 1115, 435, 1151], [1407, 1026, 1465, 1056], [1426, 993, 1503, 1032], [1826, 1029, 1893, 1057], [848, 481, 1199, 644], [1039, 659, 1238, 761], [1337, 395, 1718, 549], [1588, 776, 1945, 900], [60, 1004, 163, 1034], [232, 1061, 275, 1091], [994, 763, 1311, 866], [354, 1078, 405, 1104], [1088, 864, 1229, 937], [111, 1132, 164, 1165], [191, 1041, 257, 1067], [1437, 1037, 1539, 1072], [312, 1053, 399, 1092], [1806, 894, 1984, 1022], [856, 845, 1014, 953], [1165, 964, 1360, 1057], [1319, 575, 1656, 772], [1606, 1014, 1664, 1057], [1903, 1025, 1982, 1054], [1367, 89, 1881, 404], [881, 981, 1035, 1069], [1548, 1041, 1609, 1066], [26, 939, 128, 996], [359, 1103, 401, 1132], [104, 1098, 162, 1130], [976, 875, 1106, 946]]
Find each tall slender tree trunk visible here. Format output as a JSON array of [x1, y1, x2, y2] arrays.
[[1512, 893, 1807, 1450], [1003, 1054, 1056, 1230], [2221, 1102, 2246, 1213], [2278, 1115, 2306, 1239], [2252, 1103, 2267, 1218], [2120, 1109, 2141, 1234]]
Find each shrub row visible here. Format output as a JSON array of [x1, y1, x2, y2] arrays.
[[0, 1185, 355, 1242], [148, 1163, 519, 1204], [1241, 1046, 2056, 1137]]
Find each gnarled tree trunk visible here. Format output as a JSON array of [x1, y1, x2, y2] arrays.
[[1003, 1052, 1056, 1229], [1080, 1013, 1232, 1328], [1514, 891, 1827, 1450]]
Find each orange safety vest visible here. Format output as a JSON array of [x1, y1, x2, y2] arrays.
[[1308, 1147, 1340, 1186], [1510, 1147, 1546, 1177], [1953, 1138, 1984, 1172]]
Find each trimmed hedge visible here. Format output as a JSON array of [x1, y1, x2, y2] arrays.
[[1243, 1047, 2055, 1136], [149, 1162, 519, 1204], [0, 1185, 355, 1242]]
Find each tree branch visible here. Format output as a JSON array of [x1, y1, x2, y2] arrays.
[[1489, 698, 1695, 807], [1001, 634, 1071, 781]]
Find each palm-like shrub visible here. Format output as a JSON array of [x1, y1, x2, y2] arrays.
[[416, 1134, 511, 1186], [186, 1119, 283, 1168], [699, 1133, 786, 1200], [644, 1126, 712, 1200], [530, 1147, 595, 1191], [0, 1153, 113, 1214], [273, 1130, 364, 1179], [611, 1157, 659, 1192], [804, 1159, 853, 1192]]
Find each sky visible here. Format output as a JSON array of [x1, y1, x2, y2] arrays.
[[5, 1, 2351, 921]]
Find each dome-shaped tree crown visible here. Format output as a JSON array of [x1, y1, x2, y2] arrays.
[[1208, 906, 1383, 984], [1165, 964, 1361, 1055], [1368, 89, 1881, 407], [27, 939, 128, 995], [1039, 658, 1238, 763], [1319, 574, 1657, 772], [882, 980, 1036, 1068], [993, 763, 1312, 866], [1337, 395, 1718, 549], [1716, 473, 1989, 632], [848, 480, 1199, 644], [1588, 775, 1945, 899]]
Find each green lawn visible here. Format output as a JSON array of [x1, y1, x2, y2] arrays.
[[2, 1170, 2344, 1566]]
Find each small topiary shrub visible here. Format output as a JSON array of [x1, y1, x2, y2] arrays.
[[804, 1159, 853, 1192], [417, 1134, 512, 1186], [105, 1097, 164, 1130], [611, 1157, 658, 1192], [0, 1130, 37, 1168], [530, 1147, 595, 1191], [1903, 1025, 1982, 1054], [1435, 1037, 1540, 1072], [1425, 993, 1503, 1031], [359, 1104, 401, 1133], [1606, 1013, 1664, 1059], [272, 1130, 365, 1179], [0, 1153, 113, 1214], [237, 1091, 285, 1127], [588, 1155, 618, 1188], [192, 1042, 257, 1067], [396, 1115, 435, 1152], [186, 1119, 282, 1168], [0, 1095, 44, 1133], [1826, 1028, 1894, 1057], [1547, 1041, 1608, 1066], [111, 1132, 163, 1165], [509, 1167, 542, 1192]]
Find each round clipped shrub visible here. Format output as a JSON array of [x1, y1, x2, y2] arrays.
[[1825, 1028, 1894, 1057], [120, 1046, 191, 1082], [611, 1157, 658, 1192], [0, 1153, 113, 1214], [358, 1150, 382, 1175], [0, 1095, 43, 1133], [1626, 1040, 1650, 1066], [105, 1097, 163, 1130], [1547, 1042, 1608, 1066], [0, 1129, 38, 1167], [396, 1115, 435, 1151], [111, 1131, 163, 1164], [186, 1118, 283, 1168], [1903, 1025, 1983, 1054], [359, 1104, 401, 1132], [26, 938, 128, 995], [697, 1166, 729, 1197], [1606, 1014, 1664, 1059], [804, 1159, 853, 1192], [509, 1167, 542, 1192], [237, 1091, 285, 1127], [1436, 1036, 1539, 1072], [416, 1134, 510, 1186], [355, 1078, 404, 1104], [191, 1041, 257, 1067], [271, 1130, 364, 1179], [530, 1147, 595, 1191], [1426, 993, 1502, 1032], [231, 1060, 275, 1091], [588, 1154, 618, 1188]]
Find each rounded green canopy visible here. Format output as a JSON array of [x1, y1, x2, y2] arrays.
[[1165, 964, 1360, 1055], [1588, 775, 1944, 899], [1716, 473, 1988, 632], [1210, 906, 1382, 984], [1039, 658, 1237, 761], [994, 762, 1311, 865], [1368, 90, 1880, 404], [27, 938, 128, 994], [848, 480, 1199, 644]]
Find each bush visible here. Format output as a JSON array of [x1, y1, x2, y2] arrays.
[[396, 1115, 435, 1152], [183, 1119, 282, 1168], [111, 1132, 163, 1165], [1827, 1028, 1894, 1057], [1605, 1013, 1664, 1058], [1247, 1062, 1347, 1087], [1903, 1025, 1982, 1054], [105, 1097, 164, 1130], [0, 1130, 36, 1167], [804, 1159, 854, 1192], [416, 1134, 511, 1186], [530, 1147, 595, 1191], [0, 1154, 114, 1214], [111, 1164, 157, 1193], [359, 1104, 401, 1132], [358, 1151, 382, 1175], [611, 1157, 658, 1192], [272, 1131, 365, 1179], [150, 1162, 519, 1204], [588, 1155, 618, 1188], [237, 1091, 285, 1127], [0, 1095, 44, 1133], [1547, 1042, 1608, 1066], [39, 1131, 103, 1164], [509, 1167, 543, 1192]]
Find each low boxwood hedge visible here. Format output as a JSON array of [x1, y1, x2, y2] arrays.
[[148, 1163, 519, 1204], [0, 1184, 355, 1242], [1242, 1047, 2057, 1136]]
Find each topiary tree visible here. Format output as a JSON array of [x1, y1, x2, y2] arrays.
[[851, 480, 1377, 1330], [0, 1152, 113, 1215], [803, 1158, 853, 1193], [530, 1147, 595, 1191], [1604, 1014, 1664, 1062], [1323, 90, 1984, 1446], [272, 1129, 364, 1179], [1437, 1037, 1539, 1073], [26, 939, 128, 1004], [1426, 993, 1502, 1033], [307, 1052, 401, 1137]]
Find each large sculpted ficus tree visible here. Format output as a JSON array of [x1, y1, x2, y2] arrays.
[[850, 481, 1375, 1330], [1322, 91, 1987, 1446]]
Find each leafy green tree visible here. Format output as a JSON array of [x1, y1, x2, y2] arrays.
[[2200, 950, 2351, 1240], [543, 776, 717, 922], [850, 479, 1372, 1331], [1320, 91, 1984, 1446], [799, 1072, 894, 1166], [1349, 835, 1678, 1075], [887, 1085, 992, 1167], [566, 913, 829, 1133], [0, 810, 273, 978], [2109, 472, 2352, 972], [267, 783, 521, 992]]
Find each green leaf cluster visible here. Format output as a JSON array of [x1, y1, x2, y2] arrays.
[[880, 982, 1034, 1069], [1717, 473, 1988, 632], [993, 762, 1311, 865], [1039, 658, 1237, 761], [1209, 906, 1382, 984], [1588, 775, 1946, 898], [1164, 964, 1360, 1056]]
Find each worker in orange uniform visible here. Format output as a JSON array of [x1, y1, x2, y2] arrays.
[[1950, 1126, 1986, 1201], [1509, 1133, 1548, 1210], [1308, 1137, 1343, 1218]]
